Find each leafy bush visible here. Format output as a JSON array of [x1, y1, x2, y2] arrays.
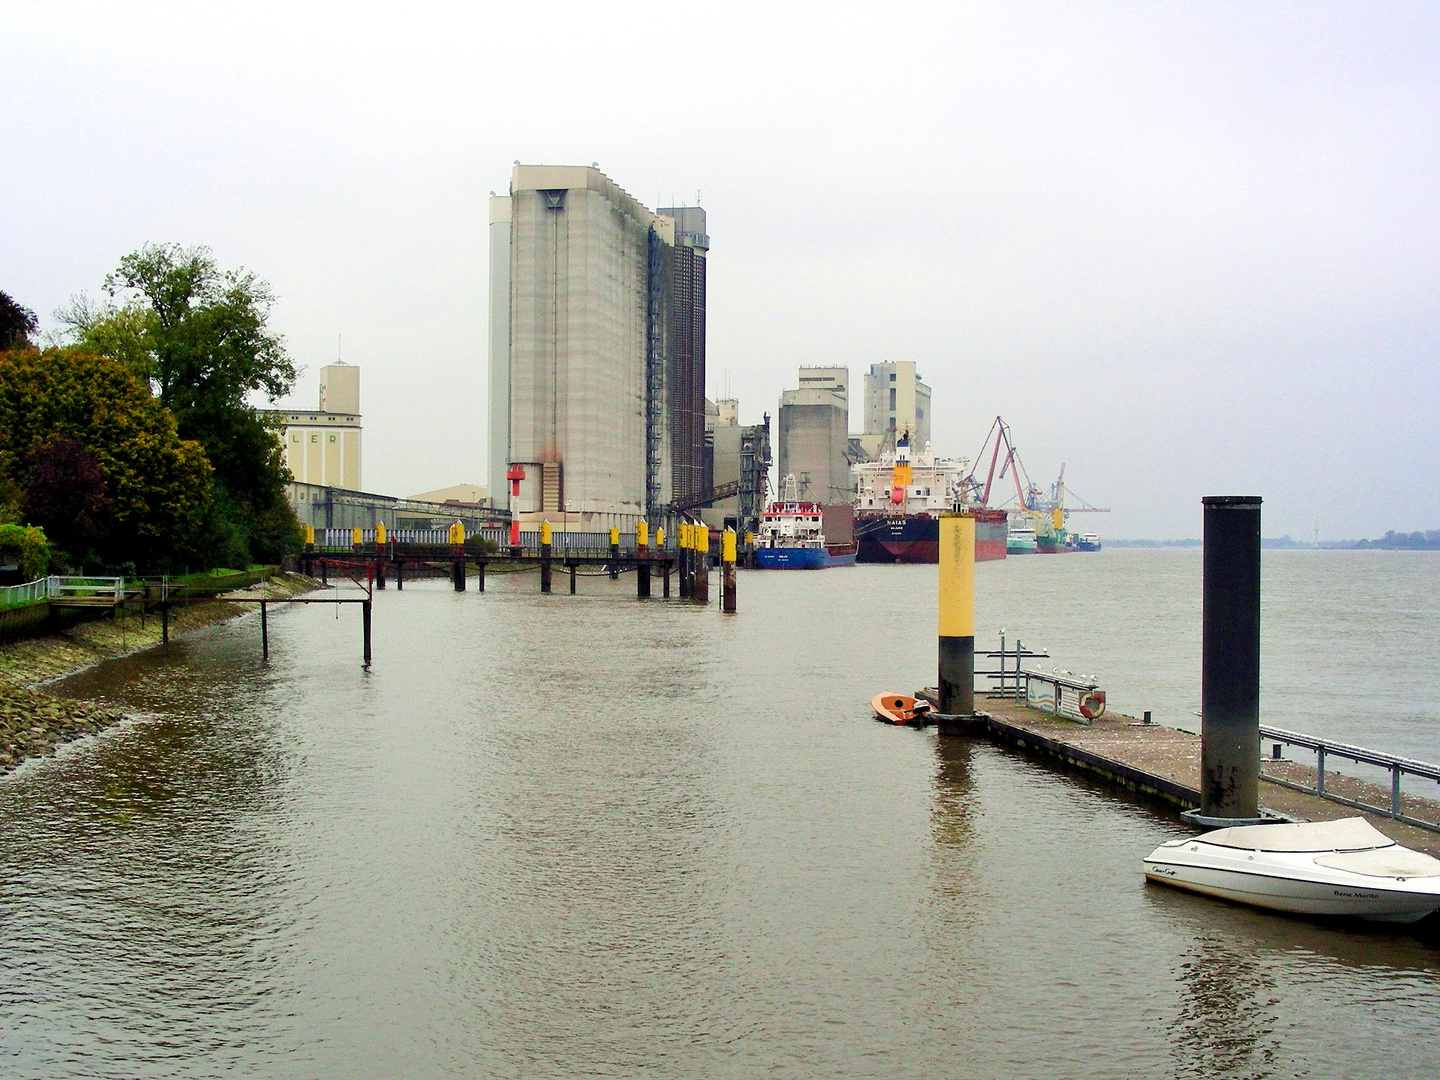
[[0, 523, 50, 580]]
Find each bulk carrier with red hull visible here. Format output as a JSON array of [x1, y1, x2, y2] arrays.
[[852, 435, 1008, 564]]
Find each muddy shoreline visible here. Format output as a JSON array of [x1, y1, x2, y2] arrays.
[[0, 572, 319, 774]]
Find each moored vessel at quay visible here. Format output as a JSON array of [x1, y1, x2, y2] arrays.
[[852, 435, 1008, 563], [755, 476, 857, 569]]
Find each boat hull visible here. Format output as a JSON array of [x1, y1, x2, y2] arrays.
[[754, 545, 856, 569], [1143, 848, 1440, 923], [855, 510, 1008, 564]]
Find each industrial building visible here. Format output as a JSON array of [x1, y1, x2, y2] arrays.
[[700, 398, 771, 537], [777, 366, 851, 503], [488, 164, 709, 531], [859, 361, 931, 458], [268, 362, 363, 491]]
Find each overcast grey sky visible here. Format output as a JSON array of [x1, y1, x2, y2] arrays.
[[5, 1, 1438, 539]]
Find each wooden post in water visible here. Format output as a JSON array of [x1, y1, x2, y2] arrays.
[[362, 598, 372, 667], [540, 520, 553, 594], [260, 600, 269, 659], [937, 512, 976, 730], [636, 520, 650, 598], [1192, 495, 1264, 826], [722, 528, 737, 613], [609, 526, 620, 581]]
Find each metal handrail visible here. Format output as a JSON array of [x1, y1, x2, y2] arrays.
[[1260, 724, 1440, 832]]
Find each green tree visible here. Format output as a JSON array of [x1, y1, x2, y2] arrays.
[[0, 292, 38, 350], [0, 348, 213, 569], [57, 244, 301, 563], [0, 524, 50, 582]]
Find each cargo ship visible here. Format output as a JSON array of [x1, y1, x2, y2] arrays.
[[755, 476, 857, 569], [853, 434, 1008, 563]]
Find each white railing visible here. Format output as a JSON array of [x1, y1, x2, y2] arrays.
[[0, 576, 126, 606], [0, 577, 55, 606]]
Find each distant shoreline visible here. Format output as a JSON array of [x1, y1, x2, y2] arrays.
[[1105, 535, 1440, 551]]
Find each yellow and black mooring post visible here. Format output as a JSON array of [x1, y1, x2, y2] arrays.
[[374, 522, 387, 589], [657, 526, 669, 597], [609, 525, 620, 580], [1189, 495, 1265, 826], [303, 525, 315, 575], [450, 522, 467, 591], [362, 598, 372, 667], [678, 523, 691, 599], [636, 520, 651, 598], [744, 530, 755, 569], [696, 526, 711, 604], [352, 526, 363, 555], [540, 520, 553, 593], [937, 512, 977, 733], [722, 528, 737, 613]]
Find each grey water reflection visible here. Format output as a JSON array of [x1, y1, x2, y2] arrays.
[[2, 570, 1439, 1078]]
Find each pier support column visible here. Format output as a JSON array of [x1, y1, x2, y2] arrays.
[[663, 562, 671, 598], [609, 527, 620, 581], [477, 561, 485, 592], [938, 512, 976, 728], [569, 561, 577, 594], [637, 521, 650, 598], [452, 557, 466, 592], [375, 559, 386, 589], [722, 528, 737, 613], [1191, 496, 1264, 826], [396, 562, 403, 590], [540, 521, 553, 594], [320, 560, 328, 586], [362, 598, 372, 667], [696, 527, 710, 605], [678, 524, 692, 599]]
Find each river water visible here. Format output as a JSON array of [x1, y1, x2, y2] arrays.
[[2, 552, 1438, 1078]]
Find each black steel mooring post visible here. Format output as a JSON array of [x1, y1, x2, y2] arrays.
[[663, 562, 671, 598], [375, 559, 386, 589], [452, 558, 466, 591], [569, 561, 577, 594], [396, 561, 403, 590], [541, 543, 553, 593], [320, 560, 328, 586], [1198, 495, 1263, 823], [477, 561, 486, 592], [362, 599, 372, 667], [610, 544, 620, 580], [678, 540, 691, 600], [260, 600, 269, 660]]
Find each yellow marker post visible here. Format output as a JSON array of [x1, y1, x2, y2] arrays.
[[352, 526, 363, 548], [636, 519, 651, 598], [636, 520, 649, 551], [696, 525, 711, 604], [655, 526, 665, 548], [375, 522, 387, 545], [938, 512, 976, 719], [721, 528, 737, 613], [304, 525, 315, 547]]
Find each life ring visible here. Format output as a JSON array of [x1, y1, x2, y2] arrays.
[[1079, 690, 1107, 719]]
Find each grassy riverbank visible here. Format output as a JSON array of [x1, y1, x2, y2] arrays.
[[0, 571, 318, 774]]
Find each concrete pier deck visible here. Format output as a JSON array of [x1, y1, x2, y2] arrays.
[[927, 695, 1440, 860]]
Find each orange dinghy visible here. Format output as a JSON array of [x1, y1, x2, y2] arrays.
[[872, 692, 933, 726]]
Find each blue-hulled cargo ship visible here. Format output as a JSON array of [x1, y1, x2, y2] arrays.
[[755, 477, 857, 569]]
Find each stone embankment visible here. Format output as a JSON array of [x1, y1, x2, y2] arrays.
[[0, 572, 317, 775]]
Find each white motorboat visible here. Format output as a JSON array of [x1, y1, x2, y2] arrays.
[[1143, 817, 1440, 923]]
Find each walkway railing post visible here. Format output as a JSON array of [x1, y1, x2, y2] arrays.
[[938, 512, 976, 724], [1193, 495, 1263, 826], [722, 528, 737, 613]]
